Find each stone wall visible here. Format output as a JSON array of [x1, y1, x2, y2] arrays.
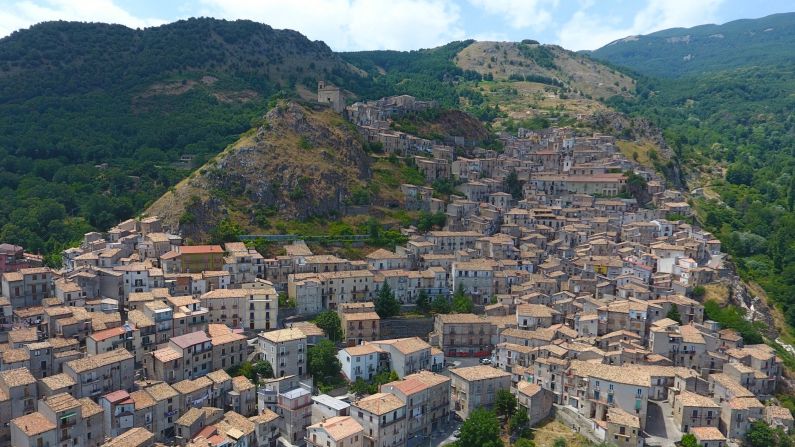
[[552, 405, 605, 445], [380, 316, 434, 340]]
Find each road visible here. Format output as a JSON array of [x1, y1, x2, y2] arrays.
[[643, 400, 681, 447]]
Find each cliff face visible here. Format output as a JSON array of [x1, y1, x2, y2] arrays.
[[146, 101, 371, 240]]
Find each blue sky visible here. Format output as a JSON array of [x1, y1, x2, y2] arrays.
[[0, 0, 792, 51]]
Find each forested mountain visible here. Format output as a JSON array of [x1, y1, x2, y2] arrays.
[[0, 18, 370, 259], [590, 12, 795, 78], [599, 15, 795, 332]]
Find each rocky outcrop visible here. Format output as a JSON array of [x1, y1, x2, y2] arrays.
[[146, 101, 371, 241], [587, 110, 685, 187]]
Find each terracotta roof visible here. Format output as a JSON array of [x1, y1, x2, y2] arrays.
[[102, 427, 155, 447], [0, 367, 36, 387], [344, 344, 383, 356], [11, 412, 56, 436], [260, 328, 306, 343], [608, 407, 640, 428], [171, 331, 211, 349], [80, 397, 104, 417], [65, 349, 133, 373], [677, 390, 719, 408], [451, 365, 511, 382], [690, 426, 726, 441], [40, 373, 76, 390], [309, 416, 363, 441], [179, 245, 224, 254], [130, 390, 156, 410], [249, 408, 279, 424], [354, 392, 405, 415]]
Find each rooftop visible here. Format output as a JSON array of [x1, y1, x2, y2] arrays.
[[310, 416, 363, 441], [11, 412, 56, 436], [354, 392, 405, 415], [65, 348, 133, 373], [451, 365, 511, 382]]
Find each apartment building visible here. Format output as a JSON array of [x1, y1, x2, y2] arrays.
[[1, 267, 53, 308], [0, 368, 38, 443], [200, 282, 278, 331], [672, 390, 721, 433], [565, 361, 651, 431], [381, 370, 450, 442], [516, 303, 559, 330], [370, 337, 433, 378], [430, 313, 498, 357], [366, 249, 408, 271], [338, 303, 381, 346], [63, 349, 135, 399], [452, 259, 498, 302], [161, 245, 225, 273], [351, 393, 407, 447], [10, 393, 104, 447], [605, 407, 642, 447], [516, 381, 554, 426], [450, 365, 511, 418], [307, 415, 365, 447], [719, 396, 763, 440], [289, 270, 374, 311], [259, 328, 308, 378], [338, 344, 385, 382]]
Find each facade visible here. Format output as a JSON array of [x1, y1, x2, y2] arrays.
[[63, 349, 135, 399], [450, 365, 511, 418], [307, 415, 364, 447], [351, 393, 407, 447], [259, 328, 308, 378], [381, 370, 451, 444]]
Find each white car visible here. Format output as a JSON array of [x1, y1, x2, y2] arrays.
[[480, 358, 492, 365]]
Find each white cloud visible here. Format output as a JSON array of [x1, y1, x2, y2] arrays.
[[198, 0, 465, 51], [470, 32, 511, 42], [468, 0, 559, 31], [558, 0, 725, 51], [0, 0, 166, 37]]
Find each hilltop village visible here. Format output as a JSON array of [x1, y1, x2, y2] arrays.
[[0, 90, 789, 447]]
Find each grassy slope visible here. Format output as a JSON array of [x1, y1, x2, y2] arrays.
[[455, 41, 635, 99]]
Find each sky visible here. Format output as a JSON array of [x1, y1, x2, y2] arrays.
[[0, 0, 792, 51]]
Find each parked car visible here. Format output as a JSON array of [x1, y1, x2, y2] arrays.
[[480, 358, 492, 365]]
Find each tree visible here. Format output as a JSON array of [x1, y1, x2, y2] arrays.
[[745, 420, 775, 447], [350, 378, 370, 395], [253, 360, 274, 379], [504, 170, 524, 199], [666, 304, 682, 324], [375, 283, 401, 318], [278, 292, 296, 309], [692, 285, 706, 299], [457, 408, 503, 447], [513, 439, 535, 447], [209, 217, 243, 244], [308, 339, 342, 385], [495, 389, 517, 419], [508, 406, 529, 434], [415, 290, 431, 314], [432, 294, 451, 314], [314, 310, 342, 342], [680, 433, 698, 447], [553, 438, 567, 447], [452, 284, 473, 313]]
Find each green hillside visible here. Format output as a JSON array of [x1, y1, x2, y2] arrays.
[[590, 12, 795, 78], [0, 18, 371, 259], [606, 59, 795, 333]]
